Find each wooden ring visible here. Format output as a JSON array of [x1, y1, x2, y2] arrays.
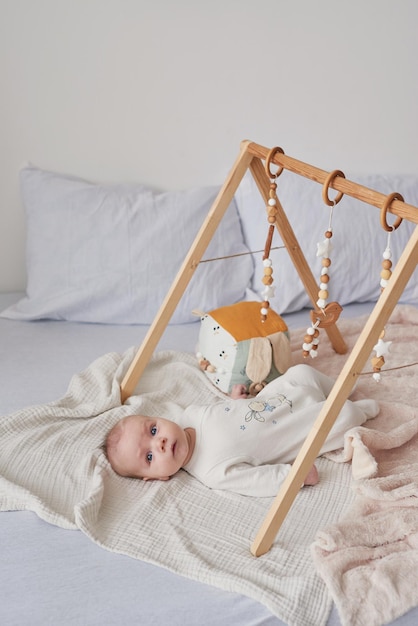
[[322, 169, 345, 206], [380, 192, 404, 231], [265, 146, 285, 179]]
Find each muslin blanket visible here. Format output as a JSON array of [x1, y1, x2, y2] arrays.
[[1, 304, 417, 626], [309, 305, 418, 626]]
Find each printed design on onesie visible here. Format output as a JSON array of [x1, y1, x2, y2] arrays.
[[242, 393, 293, 426], [244, 399, 271, 423], [271, 393, 293, 412]]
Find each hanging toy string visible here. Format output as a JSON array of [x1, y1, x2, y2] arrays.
[[316, 202, 334, 311], [261, 147, 284, 322], [303, 169, 345, 359], [370, 191, 404, 382], [302, 204, 335, 359]]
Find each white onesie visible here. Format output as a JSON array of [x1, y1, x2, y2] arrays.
[[183, 364, 379, 497]]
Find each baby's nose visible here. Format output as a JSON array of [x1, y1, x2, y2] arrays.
[[158, 437, 167, 452]]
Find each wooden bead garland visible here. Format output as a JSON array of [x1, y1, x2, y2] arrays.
[[260, 181, 279, 322], [370, 231, 394, 381], [303, 203, 335, 359], [261, 146, 285, 322]]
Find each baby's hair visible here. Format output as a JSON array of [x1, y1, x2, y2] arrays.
[[103, 415, 146, 478], [103, 419, 125, 469]]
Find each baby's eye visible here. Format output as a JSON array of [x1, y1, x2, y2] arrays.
[[147, 452, 153, 463], [150, 425, 157, 436]]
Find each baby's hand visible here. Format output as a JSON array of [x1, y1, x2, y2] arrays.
[[230, 384, 249, 399], [303, 464, 319, 486]]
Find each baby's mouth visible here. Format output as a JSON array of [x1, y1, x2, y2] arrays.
[[171, 442, 176, 456]]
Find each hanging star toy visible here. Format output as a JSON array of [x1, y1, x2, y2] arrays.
[[373, 337, 392, 357], [316, 237, 333, 258], [262, 284, 276, 299]]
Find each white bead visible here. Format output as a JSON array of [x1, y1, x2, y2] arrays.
[[263, 258, 272, 267], [372, 372, 381, 382], [260, 307, 268, 315], [383, 248, 392, 260], [317, 298, 326, 308], [307, 327, 315, 335], [302, 342, 312, 351], [321, 267, 329, 275], [380, 278, 389, 288], [312, 337, 319, 345], [320, 282, 328, 290], [268, 198, 276, 206], [310, 350, 318, 359]]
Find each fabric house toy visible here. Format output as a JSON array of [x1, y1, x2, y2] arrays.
[[196, 301, 291, 395]]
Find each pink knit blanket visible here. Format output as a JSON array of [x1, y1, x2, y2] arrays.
[[303, 305, 418, 626]]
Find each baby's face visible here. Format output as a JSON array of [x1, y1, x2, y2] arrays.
[[114, 415, 192, 481]]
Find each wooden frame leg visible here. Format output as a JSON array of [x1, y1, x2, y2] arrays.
[[251, 224, 418, 556], [120, 142, 254, 403]]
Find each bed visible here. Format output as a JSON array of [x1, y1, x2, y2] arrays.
[[1, 156, 418, 626]]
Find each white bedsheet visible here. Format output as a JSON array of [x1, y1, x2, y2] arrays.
[[1, 293, 416, 626]]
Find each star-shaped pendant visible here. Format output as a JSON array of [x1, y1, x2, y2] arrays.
[[262, 284, 276, 299], [373, 338, 392, 357], [316, 238, 333, 258]]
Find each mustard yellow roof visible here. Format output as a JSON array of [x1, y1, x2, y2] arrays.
[[209, 301, 288, 342]]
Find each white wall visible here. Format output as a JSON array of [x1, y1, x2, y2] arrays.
[[1, 0, 417, 292]]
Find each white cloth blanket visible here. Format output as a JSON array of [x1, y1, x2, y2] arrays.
[[1, 346, 355, 626], [3, 304, 417, 626]]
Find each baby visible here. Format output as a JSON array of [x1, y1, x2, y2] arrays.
[[105, 364, 379, 497]]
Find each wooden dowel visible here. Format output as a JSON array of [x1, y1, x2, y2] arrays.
[[245, 141, 418, 224]]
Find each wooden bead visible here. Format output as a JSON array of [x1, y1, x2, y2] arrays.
[[268, 207, 277, 217], [304, 334, 313, 343], [269, 182, 277, 190], [261, 301, 270, 308], [303, 350, 310, 358], [264, 267, 273, 276], [318, 289, 328, 299], [322, 258, 331, 267], [325, 230, 333, 238], [262, 275, 273, 285], [380, 269, 392, 280], [268, 216, 276, 223], [321, 274, 330, 283], [371, 356, 385, 369], [382, 259, 392, 269]]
